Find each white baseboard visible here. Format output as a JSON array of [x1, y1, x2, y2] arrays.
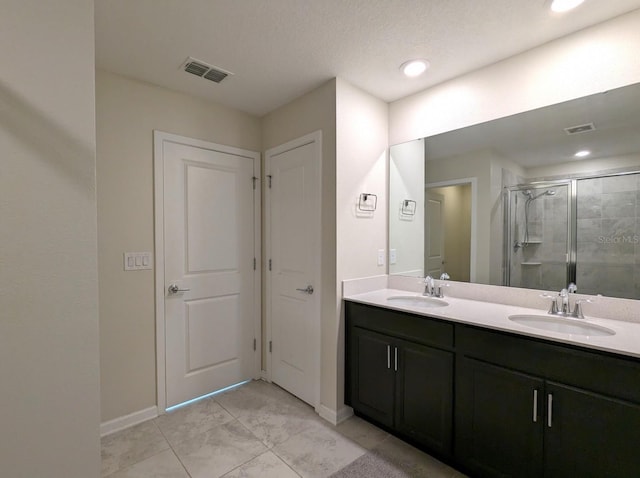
[[336, 405, 354, 424], [100, 406, 158, 437], [316, 404, 354, 425]]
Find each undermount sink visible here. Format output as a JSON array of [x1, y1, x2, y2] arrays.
[[387, 295, 449, 308], [508, 314, 615, 337]]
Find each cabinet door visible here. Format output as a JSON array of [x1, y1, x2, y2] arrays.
[[395, 340, 453, 456], [456, 357, 544, 478], [545, 382, 640, 478], [349, 327, 395, 427]]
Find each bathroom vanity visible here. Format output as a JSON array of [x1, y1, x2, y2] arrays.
[[344, 290, 640, 478]]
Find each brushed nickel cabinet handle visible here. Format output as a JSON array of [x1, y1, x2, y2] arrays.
[[387, 345, 391, 369]]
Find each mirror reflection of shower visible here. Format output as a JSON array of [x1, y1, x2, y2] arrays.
[[514, 188, 557, 251], [505, 182, 570, 291]]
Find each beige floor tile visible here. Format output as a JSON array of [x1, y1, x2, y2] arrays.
[[334, 416, 389, 450], [173, 419, 267, 478], [104, 449, 189, 478], [155, 396, 235, 445], [233, 398, 320, 448], [216, 380, 311, 418], [215, 382, 276, 418], [222, 451, 301, 478], [273, 420, 366, 478], [216, 381, 321, 448], [101, 420, 169, 477], [102, 382, 466, 478]]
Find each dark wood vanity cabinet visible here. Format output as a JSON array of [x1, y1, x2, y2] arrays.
[[345, 300, 640, 478], [456, 325, 640, 478], [347, 326, 396, 427], [456, 357, 544, 477], [345, 301, 454, 456]]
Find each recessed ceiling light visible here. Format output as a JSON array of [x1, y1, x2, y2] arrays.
[[401, 59, 430, 78], [550, 0, 585, 13], [574, 150, 591, 158]]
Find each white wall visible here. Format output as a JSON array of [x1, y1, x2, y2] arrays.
[[336, 79, 389, 411], [261, 79, 338, 411], [390, 9, 640, 145], [0, 1, 100, 476], [389, 140, 425, 276], [96, 70, 261, 422]]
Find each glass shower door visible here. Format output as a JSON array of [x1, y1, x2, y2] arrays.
[[506, 183, 570, 291]]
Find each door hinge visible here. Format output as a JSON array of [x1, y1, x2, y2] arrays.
[[268, 259, 272, 271], [253, 338, 256, 351], [253, 257, 256, 270], [267, 175, 272, 189], [252, 176, 259, 190], [269, 340, 272, 353]]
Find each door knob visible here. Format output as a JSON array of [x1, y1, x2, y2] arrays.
[[295, 285, 314, 295], [168, 284, 190, 294]]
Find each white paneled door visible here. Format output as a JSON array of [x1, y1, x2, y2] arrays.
[[426, 191, 445, 278], [155, 132, 260, 409], [266, 131, 321, 407]]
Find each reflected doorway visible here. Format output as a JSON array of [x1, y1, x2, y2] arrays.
[[426, 183, 472, 282]]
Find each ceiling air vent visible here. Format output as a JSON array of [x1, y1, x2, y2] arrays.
[[182, 57, 232, 84], [564, 123, 596, 135]]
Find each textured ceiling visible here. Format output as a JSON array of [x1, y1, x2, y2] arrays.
[[424, 83, 640, 168], [95, 0, 640, 117]]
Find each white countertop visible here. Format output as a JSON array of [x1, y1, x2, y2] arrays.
[[344, 288, 640, 359]]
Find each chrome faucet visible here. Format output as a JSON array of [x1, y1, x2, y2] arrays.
[[423, 275, 435, 296], [545, 283, 589, 319], [422, 273, 450, 298]]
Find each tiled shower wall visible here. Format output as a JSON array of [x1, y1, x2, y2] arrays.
[[509, 185, 569, 291], [577, 174, 640, 299], [506, 171, 640, 299]]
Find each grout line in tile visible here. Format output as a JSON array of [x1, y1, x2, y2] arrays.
[[153, 415, 194, 478], [101, 419, 172, 477], [219, 450, 303, 478], [269, 447, 304, 477]]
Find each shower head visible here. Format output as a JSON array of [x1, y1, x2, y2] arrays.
[[524, 188, 556, 200]]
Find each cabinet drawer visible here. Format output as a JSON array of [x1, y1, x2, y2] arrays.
[[346, 301, 453, 349], [457, 325, 640, 404]]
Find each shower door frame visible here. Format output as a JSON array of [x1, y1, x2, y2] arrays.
[[503, 179, 575, 289], [505, 169, 640, 292]]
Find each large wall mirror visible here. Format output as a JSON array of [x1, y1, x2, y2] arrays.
[[389, 81, 640, 299]]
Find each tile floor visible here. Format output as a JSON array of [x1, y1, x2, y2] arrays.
[[101, 380, 467, 478]]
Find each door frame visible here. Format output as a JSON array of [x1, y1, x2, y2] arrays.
[[425, 178, 477, 282], [425, 190, 446, 278], [153, 130, 261, 413], [264, 130, 322, 411]]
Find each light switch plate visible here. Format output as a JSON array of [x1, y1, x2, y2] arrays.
[[377, 249, 385, 266], [124, 252, 153, 271], [390, 249, 397, 265]]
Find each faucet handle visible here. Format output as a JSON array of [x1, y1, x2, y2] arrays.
[[572, 296, 596, 319], [422, 275, 435, 296], [439, 272, 450, 281], [540, 292, 559, 314]]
